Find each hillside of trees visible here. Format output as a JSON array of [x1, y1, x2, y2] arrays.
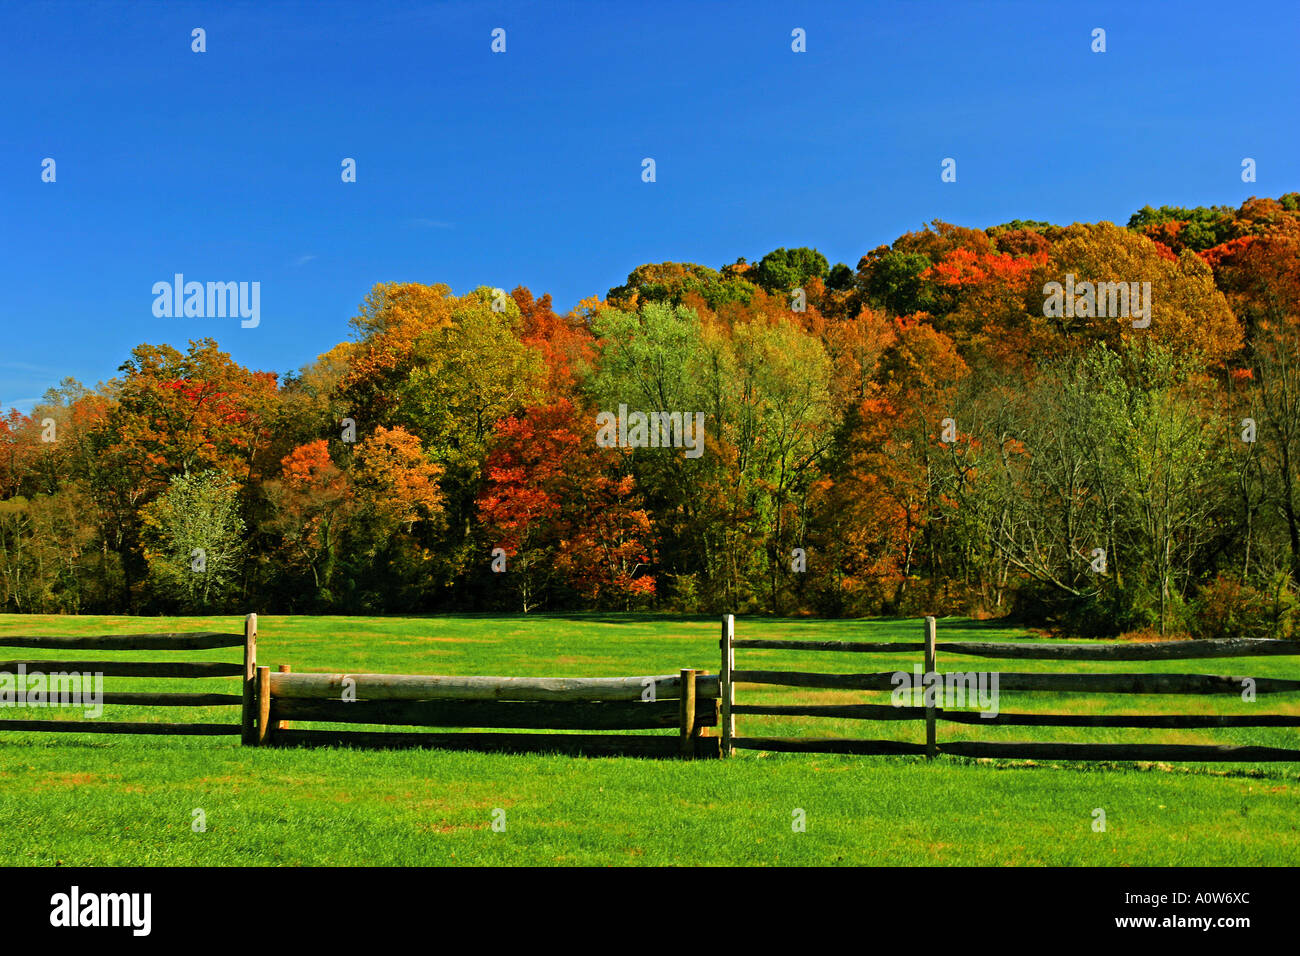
[[4, 194, 1300, 637]]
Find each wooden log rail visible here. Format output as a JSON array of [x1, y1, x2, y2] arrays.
[[731, 637, 1300, 660], [270, 696, 721, 730], [259, 666, 722, 759], [268, 671, 720, 702], [0, 614, 256, 742], [733, 703, 1300, 727], [728, 669, 1300, 694], [0, 632, 248, 650], [729, 738, 1300, 762], [721, 616, 1300, 762], [0, 660, 244, 678], [0, 720, 241, 735]]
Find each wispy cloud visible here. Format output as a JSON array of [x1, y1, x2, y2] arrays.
[[0, 361, 58, 373], [293, 254, 318, 266], [407, 218, 455, 229]]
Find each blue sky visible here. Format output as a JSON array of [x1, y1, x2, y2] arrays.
[[3, 0, 1297, 411]]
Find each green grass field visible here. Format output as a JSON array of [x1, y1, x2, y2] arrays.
[[1, 613, 1297, 866]]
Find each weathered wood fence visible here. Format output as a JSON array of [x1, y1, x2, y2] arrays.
[[7, 612, 1297, 764], [258, 666, 721, 758], [0, 613, 258, 742], [720, 614, 1300, 762]]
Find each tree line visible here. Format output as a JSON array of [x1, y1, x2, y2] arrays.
[[3, 194, 1300, 636]]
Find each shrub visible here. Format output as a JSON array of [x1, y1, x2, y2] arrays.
[[665, 572, 700, 614], [1191, 572, 1297, 640]]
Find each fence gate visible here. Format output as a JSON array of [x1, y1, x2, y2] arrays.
[[719, 614, 1300, 762]]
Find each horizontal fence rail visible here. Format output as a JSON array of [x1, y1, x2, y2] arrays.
[[95, 692, 244, 707], [268, 671, 721, 702], [730, 669, 1300, 694], [733, 640, 925, 653], [935, 639, 1300, 661], [271, 697, 720, 731], [0, 614, 257, 742], [733, 637, 1300, 660], [0, 660, 245, 678], [0, 632, 247, 650], [733, 737, 929, 755], [729, 738, 1300, 761], [935, 741, 1300, 762], [0, 720, 242, 736], [721, 616, 1300, 762]]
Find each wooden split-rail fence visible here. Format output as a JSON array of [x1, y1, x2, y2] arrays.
[[3, 613, 1298, 762], [0, 614, 719, 758], [0, 613, 258, 742], [719, 614, 1300, 762]]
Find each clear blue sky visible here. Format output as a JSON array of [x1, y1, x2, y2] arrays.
[[3, 0, 1297, 411]]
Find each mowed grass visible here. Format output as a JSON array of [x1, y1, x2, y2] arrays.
[[1, 613, 1298, 866]]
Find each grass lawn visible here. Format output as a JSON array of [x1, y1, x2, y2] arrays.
[[1, 613, 1297, 866]]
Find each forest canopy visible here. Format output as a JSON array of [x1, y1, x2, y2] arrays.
[[4, 194, 1300, 637]]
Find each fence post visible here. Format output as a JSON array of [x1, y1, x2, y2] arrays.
[[679, 668, 697, 759], [256, 666, 272, 746], [924, 616, 937, 759], [721, 614, 735, 757], [276, 664, 291, 732], [240, 613, 258, 746], [696, 671, 714, 739]]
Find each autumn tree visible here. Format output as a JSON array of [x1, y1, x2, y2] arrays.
[[1038, 222, 1243, 365], [479, 399, 656, 611], [753, 247, 830, 293], [140, 471, 246, 612], [263, 440, 352, 607]]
